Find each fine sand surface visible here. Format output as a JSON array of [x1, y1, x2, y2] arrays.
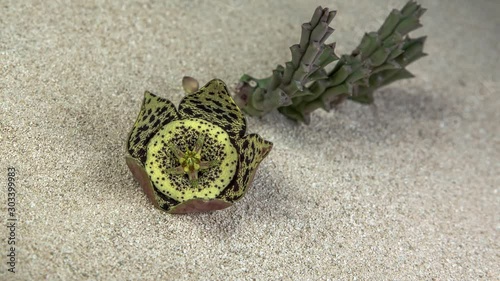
[[1, 0, 498, 279]]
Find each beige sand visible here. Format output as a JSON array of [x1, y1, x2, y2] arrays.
[[1, 0, 498, 279]]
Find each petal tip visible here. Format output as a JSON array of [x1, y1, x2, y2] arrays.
[[143, 90, 156, 99]]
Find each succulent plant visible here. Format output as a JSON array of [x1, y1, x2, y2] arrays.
[[126, 79, 272, 213], [234, 0, 427, 123]]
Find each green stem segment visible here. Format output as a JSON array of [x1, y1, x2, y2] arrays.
[[234, 0, 427, 123]]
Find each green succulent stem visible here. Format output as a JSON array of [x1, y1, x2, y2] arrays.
[[234, 0, 427, 123]]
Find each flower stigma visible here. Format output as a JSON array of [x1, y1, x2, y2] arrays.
[[167, 134, 219, 188]]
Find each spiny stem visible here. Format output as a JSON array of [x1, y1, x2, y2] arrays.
[[234, 1, 427, 124]]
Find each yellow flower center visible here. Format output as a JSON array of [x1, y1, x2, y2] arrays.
[[180, 150, 201, 172], [145, 118, 238, 202], [167, 133, 220, 187]]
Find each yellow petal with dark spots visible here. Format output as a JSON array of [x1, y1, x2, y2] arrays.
[[128, 91, 180, 163], [178, 79, 246, 139], [221, 133, 273, 201]]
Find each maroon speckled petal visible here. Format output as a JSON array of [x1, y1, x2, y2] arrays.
[[168, 198, 233, 214]]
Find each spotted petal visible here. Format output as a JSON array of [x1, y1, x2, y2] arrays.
[[178, 79, 246, 139], [128, 91, 180, 163], [221, 134, 273, 201]]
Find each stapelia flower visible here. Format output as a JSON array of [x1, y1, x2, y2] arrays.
[[126, 79, 273, 213]]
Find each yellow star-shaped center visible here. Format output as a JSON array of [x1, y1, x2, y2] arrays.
[[145, 118, 238, 202]]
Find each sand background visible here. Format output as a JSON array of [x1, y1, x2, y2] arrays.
[[1, 0, 498, 279]]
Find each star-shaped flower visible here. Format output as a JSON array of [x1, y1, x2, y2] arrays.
[[126, 79, 272, 213]]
